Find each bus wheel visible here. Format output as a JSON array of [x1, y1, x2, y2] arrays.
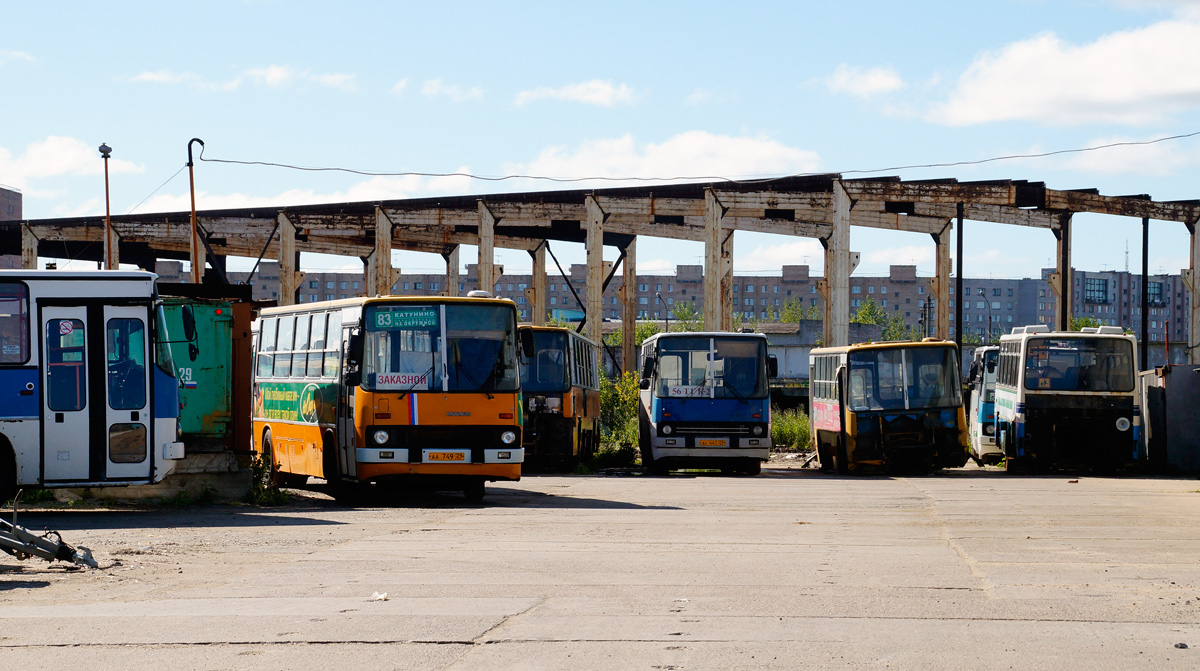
[[464, 479, 486, 501], [260, 431, 286, 489], [742, 459, 762, 476], [0, 441, 16, 503], [834, 440, 850, 475]]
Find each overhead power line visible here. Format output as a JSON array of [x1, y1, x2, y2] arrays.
[[193, 130, 1200, 186]]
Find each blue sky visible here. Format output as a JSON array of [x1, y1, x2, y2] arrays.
[[3, 0, 1200, 280]]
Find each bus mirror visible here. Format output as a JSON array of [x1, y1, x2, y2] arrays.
[[181, 304, 196, 343], [187, 342, 199, 362], [345, 370, 362, 387], [641, 356, 655, 380], [986, 359, 996, 374], [347, 331, 363, 367], [768, 355, 779, 379], [519, 329, 535, 359], [639, 378, 651, 390]]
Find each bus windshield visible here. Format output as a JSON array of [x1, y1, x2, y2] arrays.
[[848, 346, 961, 411], [1024, 337, 1134, 392], [364, 303, 519, 393], [655, 336, 767, 399], [520, 330, 569, 393]]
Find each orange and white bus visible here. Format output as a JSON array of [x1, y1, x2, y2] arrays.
[[251, 292, 530, 500]]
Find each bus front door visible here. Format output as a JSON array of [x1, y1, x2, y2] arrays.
[[102, 306, 152, 481]]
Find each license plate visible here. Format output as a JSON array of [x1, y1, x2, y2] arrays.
[[697, 438, 727, 447], [428, 452, 465, 462]]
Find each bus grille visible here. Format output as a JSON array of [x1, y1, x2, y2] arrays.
[[370, 425, 511, 463]]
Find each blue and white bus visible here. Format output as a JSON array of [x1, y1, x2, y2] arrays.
[[965, 346, 1002, 465], [0, 270, 186, 500], [994, 325, 1140, 473], [637, 332, 776, 475]]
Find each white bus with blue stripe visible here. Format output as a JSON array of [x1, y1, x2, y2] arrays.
[[0, 270, 186, 501], [994, 325, 1140, 473]]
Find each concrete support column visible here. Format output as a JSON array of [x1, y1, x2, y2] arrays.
[[371, 206, 397, 295], [21, 224, 37, 269], [278, 212, 297, 306], [622, 237, 637, 376], [703, 189, 731, 331], [933, 221, 953, 339], [1051, 213, 1073, 331], [444, 245, 460, 297], [824, 180, 852, 347], [528, 244, 546, 325], [585, 195, 605, 348], [477, 201, 496, 294], [1185, 222, 1200, 365]]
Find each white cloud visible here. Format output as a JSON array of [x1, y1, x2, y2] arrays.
[[391, 78, 409, 96], [740, 238, 825, 272], [929, 19, 1200, 126], [131, 70, 196, 85], [129, 66, 357, 92], [686, 87, 736, 106], [421, 78, 483, 102], [243, 65, 297, 88], [824, 64, 904, 98], [514, 80, 635, 107], [507, 131, 821, 184], [0, 49, 35, 65], [312, 72, 356, 91], [863, 245, 934, 269], [131, 171, 478, 215], [0, 136, 143, 192]]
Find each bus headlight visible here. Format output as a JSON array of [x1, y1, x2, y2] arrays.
[[1115, 417, 1131, 432], [661, 424, 673, 435], [752, 425, 764, 436], [373, 430, 389, 445], [983, 424, 995, 436], [500, 430, 517, 445]]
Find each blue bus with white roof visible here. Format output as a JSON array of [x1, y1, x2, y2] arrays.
[[637, 331, 776, 475]]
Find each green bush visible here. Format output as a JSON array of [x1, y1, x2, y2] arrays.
[[596, 371, 639, 467], [245, 454, 290, 506], [771, 406, 811, 451]]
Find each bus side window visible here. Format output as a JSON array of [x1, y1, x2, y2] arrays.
[[307, 312, 327, 378], [273, 317, 295, 377], [324, 312, 342, 377], [257, 318, 277, 378]]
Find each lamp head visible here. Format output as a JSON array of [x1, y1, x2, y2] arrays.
[[98, 143, 112, 158]]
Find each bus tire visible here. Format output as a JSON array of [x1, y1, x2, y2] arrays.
[[742, 459, 762, 476], [0, 439, 16, 504], [261, 430, 287, 489], [464, 479, 485, 501], [834, 439, 850, 475]]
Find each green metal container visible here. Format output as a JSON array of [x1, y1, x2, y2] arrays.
[[162, 298, 234, 452]]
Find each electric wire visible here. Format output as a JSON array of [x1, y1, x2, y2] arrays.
[[126, 164, 187, 214], [194, 130, 1200, 186]]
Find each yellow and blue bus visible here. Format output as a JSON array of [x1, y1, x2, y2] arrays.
[[518, 325, 600, 470], [252, 292, 530, 500], [994, 325, 1140, 473], [0, 270, 186, 501], [809, 340, 969, 473], [637, 332, 776, 475]]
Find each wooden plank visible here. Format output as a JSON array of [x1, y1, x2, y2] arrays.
[[623, 237, 637, 375], [278, 212, 296, 306], [826, 181, 852, 347], [477, 201, 496, 293], [1045, 190, 1200, 222]]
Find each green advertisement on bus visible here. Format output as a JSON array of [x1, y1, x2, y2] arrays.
[[253, 380, 337, 424]]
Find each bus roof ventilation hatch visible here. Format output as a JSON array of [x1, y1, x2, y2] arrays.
[[467, 290, 493, 298]]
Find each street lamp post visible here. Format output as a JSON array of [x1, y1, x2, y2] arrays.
[[978, 288, 993, 343], [187, 138, 205, 284], [656, 292, 670, 333], [99, 143, 115, 269]]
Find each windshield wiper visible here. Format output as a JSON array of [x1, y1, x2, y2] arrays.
[[396, 365, 435, 400]]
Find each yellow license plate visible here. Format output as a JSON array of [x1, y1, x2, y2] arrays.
[[428, 452, 465, 462], [697, 439, 727, 447]]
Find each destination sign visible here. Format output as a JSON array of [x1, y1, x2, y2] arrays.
[[374, 307, 437, 329]]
